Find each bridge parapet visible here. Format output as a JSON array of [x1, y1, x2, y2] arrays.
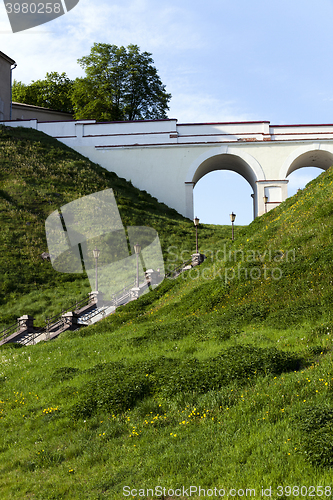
[[177, 121, 271, 144], [269, 124, 333, 141], [3, 118, 333, 146]]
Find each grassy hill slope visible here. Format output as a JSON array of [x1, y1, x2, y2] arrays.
[[0, 125, 235, 328], [1, 126, 333, 499]]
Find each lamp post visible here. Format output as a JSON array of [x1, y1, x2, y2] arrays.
[[92, 248, 100, 291], [193, 217, 199, 253], [230, 212, 236, 241], [134, 243, 141, 288], [264, 195, 268, 213]]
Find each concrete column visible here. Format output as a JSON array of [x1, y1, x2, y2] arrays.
[[256, 180, 288, 216], [252, 183, 259, 218], [185, 182, 194, 220], [75, 123, 84, 145]]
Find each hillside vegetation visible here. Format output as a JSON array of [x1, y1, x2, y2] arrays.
[[0, 125, 232, 329], [1, 125, 333, 499]]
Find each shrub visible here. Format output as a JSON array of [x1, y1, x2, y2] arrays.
[[294, 405, 333, 467], [155, 346, 301, 397], [71, 346, 303, 417], [51, 366, 80, 382], [72, 362, 153, 418]]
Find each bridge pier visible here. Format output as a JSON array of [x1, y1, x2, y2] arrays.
[[256, 180, 289, 216], [185, 182, 195, 219]]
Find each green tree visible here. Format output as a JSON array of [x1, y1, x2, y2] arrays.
[[71, 43, 171, 121], [12, 72, 74, 114]]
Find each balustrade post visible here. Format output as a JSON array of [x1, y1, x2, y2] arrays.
[[61, 312, 78, 331], [46, 319, 50, 340], [17, 315, 35, 333]]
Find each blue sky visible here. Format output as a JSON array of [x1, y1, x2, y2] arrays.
[[1, 0, 333, 224]]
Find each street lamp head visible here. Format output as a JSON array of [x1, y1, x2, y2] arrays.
[[92, 248, 100, 259], [134, 243, 141, 254], [193, 216, 200, 226], [229, 212, 236, 223], [264, 195, 268, 204]]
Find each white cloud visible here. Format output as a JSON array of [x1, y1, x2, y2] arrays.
[[170, 93, 256, 123], [1, 0, 204, 84]]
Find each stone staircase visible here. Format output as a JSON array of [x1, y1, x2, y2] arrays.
[[0, 272, 156, 347], [0, 294, 95, 347], [0, 256, 205, 347], [78, 305, 116, 326]]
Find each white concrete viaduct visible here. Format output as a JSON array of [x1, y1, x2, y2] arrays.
[[3, 118, 333, 219]]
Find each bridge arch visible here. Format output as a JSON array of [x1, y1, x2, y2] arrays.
[[185, 146, 265, 220], [280, 144, 333, 179]]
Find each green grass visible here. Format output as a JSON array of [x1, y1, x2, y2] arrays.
[[0, 124, 233, 328], [1, 125, 333, 499]]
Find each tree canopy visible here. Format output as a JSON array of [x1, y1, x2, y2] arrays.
[[71, 43, 171, 121], [12, 72, 74, 114], [12, 44, 171, 122]]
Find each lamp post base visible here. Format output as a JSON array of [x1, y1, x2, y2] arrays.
[[191, 253, 206, 267]]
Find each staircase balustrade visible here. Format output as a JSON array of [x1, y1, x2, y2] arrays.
[[0, 259, 202, 347]]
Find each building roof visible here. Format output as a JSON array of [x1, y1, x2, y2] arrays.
[[0, 51, 16, 65], [12, 102, 73, 117]]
